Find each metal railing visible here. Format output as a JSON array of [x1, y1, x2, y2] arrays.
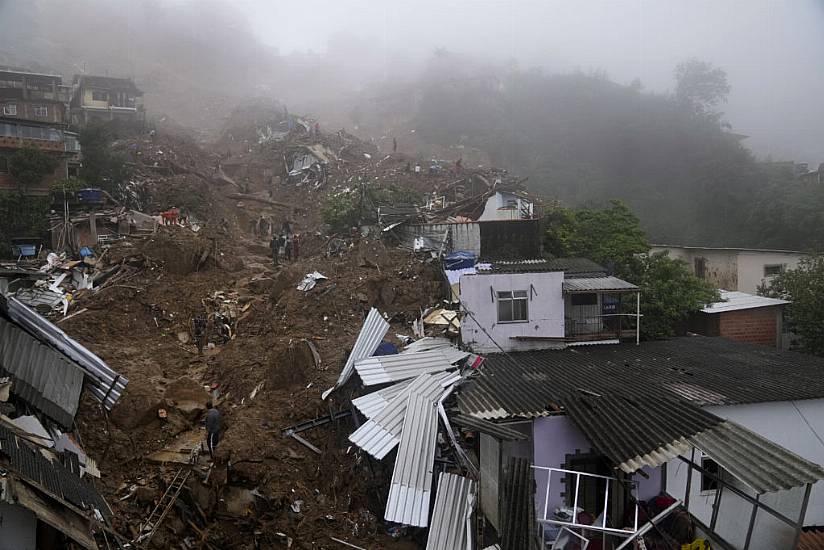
[[532, 465, 640, 544], [564, 313, 638, 341]]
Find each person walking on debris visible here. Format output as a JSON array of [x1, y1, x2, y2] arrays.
[[292, 233, 301, 260], [270, 234, 279, 266], [193, 314, 207, 355], [284, 235, 293, 262], [205, 401, 221, 459]]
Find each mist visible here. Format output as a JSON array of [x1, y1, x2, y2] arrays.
[[1, 0, 821, 163]]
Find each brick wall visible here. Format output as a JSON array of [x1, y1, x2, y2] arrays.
[[718, 306, 781, 347]]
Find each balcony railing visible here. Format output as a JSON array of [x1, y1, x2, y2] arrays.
[[564, 313, 638, 342]]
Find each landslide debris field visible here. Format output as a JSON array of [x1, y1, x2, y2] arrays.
[[58, 108, 511, 549]]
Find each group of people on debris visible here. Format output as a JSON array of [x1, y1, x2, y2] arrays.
[[269, 219, 300, 266]]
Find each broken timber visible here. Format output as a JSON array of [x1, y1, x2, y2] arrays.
[[280, 410, 351, 436]]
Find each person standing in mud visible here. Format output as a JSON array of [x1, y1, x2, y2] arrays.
[[205, 401, 221, 459], [270, 234, 279, 266], [193, 314, 207, 355]]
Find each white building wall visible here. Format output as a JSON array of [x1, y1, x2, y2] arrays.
[[736, 251, 806, 294], [478, 192, 533, 221], [665, 398, 824, 550], [460, 271, 565, 353]]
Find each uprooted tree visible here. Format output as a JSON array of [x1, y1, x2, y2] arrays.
[[544, 201, 719, 338], [760, 256, 824, 356], [322, 181, 422, 231]]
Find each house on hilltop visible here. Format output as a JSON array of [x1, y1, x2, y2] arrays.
[[71, 74, 144, 126]]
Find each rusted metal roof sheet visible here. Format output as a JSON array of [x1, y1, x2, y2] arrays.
[[689, 421, 824, 493], [0, 317, 83, 428], [1, 295, 127, 411], [562, 276, 638, 293], [426, 473, 475, 550], [322, 308, 389, 399], [349, 373, 445, 459], [384, 386, 441, 527], [354, 349, 463, 386]]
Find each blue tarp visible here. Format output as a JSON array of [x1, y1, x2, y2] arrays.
[[444, 250, 477, 270], [373, 342, 399, 356]]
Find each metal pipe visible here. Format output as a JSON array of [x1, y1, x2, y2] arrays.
[[743, 494, 759, 550], [573, 473, 581, 523], [710, 484, 724, 531], [635, 291, 640, 345], [603, 478, 610, 528], [684, 448, 695, 511], [791, 483, 813, 549], [614, 501, 683, 550]]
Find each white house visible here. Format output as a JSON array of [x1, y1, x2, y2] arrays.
[[458, 258, 639, 353], [650, 244, 807, 294], [456, 337, 824, 550], [478, 190, 536, 221]]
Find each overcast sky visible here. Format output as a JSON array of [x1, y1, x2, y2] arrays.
[[239, 0, 824, 164]]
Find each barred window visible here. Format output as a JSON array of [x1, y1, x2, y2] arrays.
[[497, 290, 528, 322]]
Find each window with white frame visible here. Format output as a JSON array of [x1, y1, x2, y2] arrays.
[[33, 105, 48, 117], [497, 290, 528, 323], [3, 104, 17, 116]]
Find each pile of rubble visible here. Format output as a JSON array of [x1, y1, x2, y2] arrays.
[[0, 102, 528, 548]]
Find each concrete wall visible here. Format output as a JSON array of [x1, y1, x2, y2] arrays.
[[665, 399, 824, 550], [652, 246, 739, 290], [651, 246, 807, 294], [460, 271, 565, 353], [737, 251, 805, 294], [0, 503, 37, 550]]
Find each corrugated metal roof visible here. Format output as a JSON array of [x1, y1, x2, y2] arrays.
[[0, 424, 110, 516], [349, 373, 446, 458], [562, 276, 638, 293], [455, 343, 824, 492], [402, 337, 456, 354], [701, 290, 789, 313], [457, 338, 824, 420], [449, 414, 528, 441], [354, 349, 465, 386], [351, 379, 413, 419], [563, 394, 720, 473], [0, 317, 83, 428], [384, 387, 441, 527], [425, 473, 475, 550], [351, 371, 460, 420], [689, 421, 824, 493], [500, 457, 537, 550], [476, 257, 607, 276], [1, 296, 127, 411], [322, 308, 389, 399]]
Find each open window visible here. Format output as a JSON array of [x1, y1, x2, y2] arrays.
[[700, 453, 720, 492], [497, 290, 528, 323]]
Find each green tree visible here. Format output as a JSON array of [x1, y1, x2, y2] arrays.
[[544, 200, 649, 275], [78, 121, 134, 201], [8, 147, 59, 191], [626, 252, 719, 339], [760, 257, 824, 356], [545, 202, 718, 338], [675, 59, 731, 118]]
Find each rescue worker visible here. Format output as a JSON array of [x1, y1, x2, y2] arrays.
[[270, 234, 279, 266], [205, 401, 221, 459], [193, 314, 207, 355]]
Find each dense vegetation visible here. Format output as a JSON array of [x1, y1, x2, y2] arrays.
[[544, 201, 719, 339], [761, 257, 824, 356], [411, 56, 818, 251]]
